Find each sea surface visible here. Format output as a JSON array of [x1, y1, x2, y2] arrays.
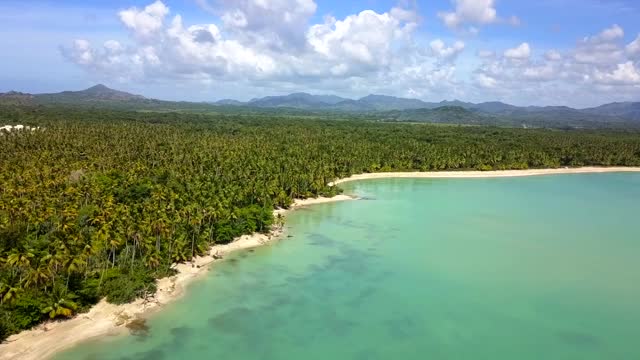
[[56, 174, 640, 360]]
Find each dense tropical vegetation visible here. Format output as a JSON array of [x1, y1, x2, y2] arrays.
[[2, 105, 640, 340]]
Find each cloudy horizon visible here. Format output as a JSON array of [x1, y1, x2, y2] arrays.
[[2, 0, 640, 107]]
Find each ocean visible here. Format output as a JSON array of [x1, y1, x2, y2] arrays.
[[56, 174, 640, 360]]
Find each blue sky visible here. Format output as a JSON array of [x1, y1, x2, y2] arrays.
[[1, 0, 640, 107]]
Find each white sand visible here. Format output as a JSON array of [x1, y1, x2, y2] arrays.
[[330, 167, 640, 185], [3, 167, 640, 359], [0, 195, 354, 360]]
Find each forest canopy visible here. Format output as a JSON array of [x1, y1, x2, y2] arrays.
[[1, 105, 640, 340]]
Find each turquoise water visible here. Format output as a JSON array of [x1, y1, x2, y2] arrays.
[[56, 174, 640, 360]]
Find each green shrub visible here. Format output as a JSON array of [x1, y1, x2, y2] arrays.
[[99, 268, 157, 304], [10, 295, 47, 330]]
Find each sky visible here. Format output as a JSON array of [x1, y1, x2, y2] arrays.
[[1, 0, 640, 107]]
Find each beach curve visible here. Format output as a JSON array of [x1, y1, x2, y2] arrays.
[[3, 166, 640, 359], [0, 195, 353, 360], [330, 167, 640, 185]]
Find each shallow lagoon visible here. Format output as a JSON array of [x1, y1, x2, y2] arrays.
[[57, 174, 640, 359]]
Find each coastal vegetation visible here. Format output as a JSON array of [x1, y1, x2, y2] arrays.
[[2, 105, 640, 340]]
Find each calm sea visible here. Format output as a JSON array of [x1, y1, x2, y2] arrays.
[[56, 174, 640, 360]]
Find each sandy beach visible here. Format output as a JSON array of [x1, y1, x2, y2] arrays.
[[331, 167, 640, 185], [3, 167, 640, 359], [0, 195, 353, 360]]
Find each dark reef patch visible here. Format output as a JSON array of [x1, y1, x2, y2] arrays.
[[557, 330, 600, 348]]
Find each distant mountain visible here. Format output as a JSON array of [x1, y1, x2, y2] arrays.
[[1, 85, 638, 129], [471, 101, 520, 113], [236, 93, 437, 111], [331, 99, 376, 111], [436, 100, 474, 109], [356, 94, 434, 110], [582, 102, 640, 121], [35, 84, 145, 104], [382, 106, 494, 125], [246, 92, 350, 109], [0, 91, 34, 105], [305, 94, 351, 105], [214, 99, 245, 106], [430, 100, 520, 113]]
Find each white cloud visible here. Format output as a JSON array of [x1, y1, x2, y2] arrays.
[[583, 24, 624, 44], [71, 39, 93, 64], [307, 9, 416, 67], [165, 15, 278, 76], [594, 61, 640, 85], [470, 24, 640, 106], [438, 0, 497, 28], [573, 24, 626, 65], [103, 40, 124, 53], [504, 43, 531, 59], [61, 2, 640, 106], [438, 0, 518, 31], [523, 64, 557, 81], [627, 34, 640, 56], [63, 0, 464, 97], [475, 73, 497, 88], [201, 0, 317, 49], [429, 39, 465, 62], [119, 0, 169, 39], [545, 50, 562, 61]]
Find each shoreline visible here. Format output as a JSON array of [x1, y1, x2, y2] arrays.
[[3, 166, 640, 359], [0, 195, 354, 360], [330, 167, 640, 185]]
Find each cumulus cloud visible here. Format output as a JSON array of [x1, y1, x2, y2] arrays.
[[60, 1, 640, 106], [62, 0, 463, 97], [475, 73, 497, 88], [165, 15, 278, 77], [504, 43, 531, 59], [119, 0, 169, 39], [212, 0, 317, 50], [103, 40, 124, 53], [594, 61, 640, 85], [545, 50, 562, 61], [522, 64, 557, 81], [438, 0, 497, 28], [627, 34, 640, 56], [574, 24, 626, 65], [583, 24, 624, 44], [438, 0, 519, 31], [307, 9, 416, 68], [67, 39, 93, 65], [472, 24, 640, 105], [429, 39, 465, 62]]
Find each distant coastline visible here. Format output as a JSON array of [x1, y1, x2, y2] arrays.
[[3, 166, 640, 360], [331, 167, 640, 185]]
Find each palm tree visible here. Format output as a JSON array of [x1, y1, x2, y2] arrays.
[[41, 296, 78, 319], [22, 264, 51, 290], [0, 283, 22, 304]]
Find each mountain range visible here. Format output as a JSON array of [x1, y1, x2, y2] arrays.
[[1, 85, 639, 128], [217, 92, 640, 122]]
